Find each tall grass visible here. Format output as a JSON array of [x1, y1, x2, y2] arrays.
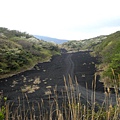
[[0, 75, 120, 120]]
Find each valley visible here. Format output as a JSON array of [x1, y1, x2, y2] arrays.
[[0, 27, 120, 119], [0, 51, 116, 105]]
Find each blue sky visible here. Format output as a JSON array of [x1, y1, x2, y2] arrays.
[[0, 0, 120, 40]]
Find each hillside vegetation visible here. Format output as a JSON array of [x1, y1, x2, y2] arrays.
[[61, 35, 107, 51], [0, 28, 120, 119], [61, 31, 120, 87], [0, 27, 60, 78], [92, 31, 120, 86]]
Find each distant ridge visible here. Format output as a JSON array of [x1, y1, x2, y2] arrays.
[[34, 35, 68, 44]]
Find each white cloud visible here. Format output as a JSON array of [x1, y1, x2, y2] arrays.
[[0, 0, 120, 39]]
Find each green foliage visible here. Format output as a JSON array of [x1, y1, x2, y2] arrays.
[[103, 54, 120, 78], [109, 54, 120, 74], [0, 109, 4, 120], [92, 31, 120, 85], [0, 92, 7, 120], [61, 36, 106, 51], [0, 27, 60, 78], [0, 27, 32, 39]]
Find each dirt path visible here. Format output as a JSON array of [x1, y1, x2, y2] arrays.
[[64, 53, 74, 80]]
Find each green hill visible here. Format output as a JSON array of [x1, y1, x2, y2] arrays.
[[93, 31, 120, 86], [61, 35, 107, 51], [61, 31, 120, 87], [0, 27, 60, 79]]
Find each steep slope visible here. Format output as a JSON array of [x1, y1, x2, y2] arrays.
[[93, 31, 120, 81], [0, 27, 60, 78]]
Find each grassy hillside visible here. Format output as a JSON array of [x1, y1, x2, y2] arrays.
[[61, 31, 120, 87], [61, 35, 107, 51], [92, 31, 120, 86], [0, 27, 60, 78]]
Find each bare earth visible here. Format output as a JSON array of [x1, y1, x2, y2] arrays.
[[0, 51, 116, 104]]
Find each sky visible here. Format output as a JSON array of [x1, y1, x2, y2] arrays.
[[0, 0, 120, 40]]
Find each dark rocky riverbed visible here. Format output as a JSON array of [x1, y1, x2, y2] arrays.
[[0, 51, 105, 101]]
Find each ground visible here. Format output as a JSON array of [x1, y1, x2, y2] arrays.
[[0, 51, 115, 106]]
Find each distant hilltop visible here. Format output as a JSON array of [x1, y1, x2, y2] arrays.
[[34, 35, 69, 44]]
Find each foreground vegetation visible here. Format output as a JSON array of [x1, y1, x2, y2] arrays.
[[0, 27, 60, 78], [0, 76, 120, 120]]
